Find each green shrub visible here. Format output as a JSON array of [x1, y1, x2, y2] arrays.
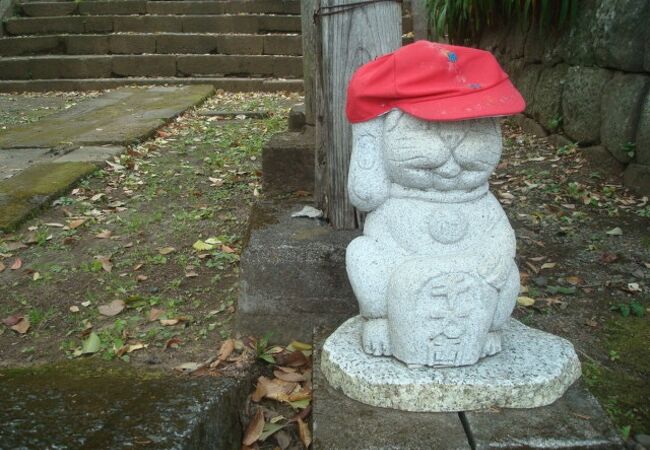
[[426, 0, 579, 43]]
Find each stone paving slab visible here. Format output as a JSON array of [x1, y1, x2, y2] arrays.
[[464, 382, 623, 449], [0, 147, 53, 180], [54, 145, 125, 163], [0, 84, 214, 149], [0, 162, 97, 230], [313, 326, 471, 450], [0, 360, 252, 449]]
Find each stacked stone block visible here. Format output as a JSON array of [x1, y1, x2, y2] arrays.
[[478, 0, 650, 194]]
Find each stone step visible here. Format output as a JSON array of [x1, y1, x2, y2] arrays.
[[0, 54, 303, 79], [3, 14, 301, 35], [0, 33, 302, 56], [19, 0, 301, 17], [0, 77, 303, 93]]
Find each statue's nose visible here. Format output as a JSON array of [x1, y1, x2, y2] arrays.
[[436, 158, 462, 178]]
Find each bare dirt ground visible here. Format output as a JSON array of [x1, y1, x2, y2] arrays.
[[498, 121, 650, 437], [1, 92, 648, 442], [0, 90, 299, 371]]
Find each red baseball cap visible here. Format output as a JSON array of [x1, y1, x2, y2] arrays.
[[346, 40, 525, 123]]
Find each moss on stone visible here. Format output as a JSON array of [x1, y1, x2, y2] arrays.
[[585, 316, 650, 433], [0, 162, 97, 231]]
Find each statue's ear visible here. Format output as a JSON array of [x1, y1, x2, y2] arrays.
[[348, 117, 390, 212]]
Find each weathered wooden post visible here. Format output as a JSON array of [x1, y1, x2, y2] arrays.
[[314, 0, 402, 229]]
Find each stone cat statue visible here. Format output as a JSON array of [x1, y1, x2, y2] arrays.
[[346, 110, 520, 368]]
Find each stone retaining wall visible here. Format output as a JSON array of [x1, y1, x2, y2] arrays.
[[477, 0, 650, 194]]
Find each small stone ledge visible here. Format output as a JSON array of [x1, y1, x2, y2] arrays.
[[261, 128, 314, 194], [236, 200, 359, 342]]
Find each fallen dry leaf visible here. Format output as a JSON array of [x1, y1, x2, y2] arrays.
[[95, 255, 112, 272], [540, 262, 556, 270], [600, 252, 619, 264], [218, 339, 235, 361], [174, 362, 200, 372], [160, 319, 179, 326], [32, 272, 41, 281], [158, 246, 176, 255], [148, 308, 164, 321], [276, 351, 310, 368], [517, 296, 536, 307], [185, 271, 199, 278], [44, 222, 64, 228], [10, 258, 22, 270], [68, 219, 86, 229], [98, 300, 125, 317], [95, 230, 112, 239], [209, 177, 224, 187], [127, 343, 147, 353], [165, 336, 182, 350], [297, 418, 311, 448], [252, 376, 298, 403], [242, 409, 265, 446], [11, 317, 30, 334], [605, 227, 623, 236], [136, 274, 148, 282], [274, 370, 306, 383], [69, 305, 80, 313], [2, 314, 23, 327], [4, 242, 28, 251], [221, 245, 236, 254]]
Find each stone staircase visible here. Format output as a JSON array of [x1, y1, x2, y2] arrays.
[[0, 0, 304, 92]]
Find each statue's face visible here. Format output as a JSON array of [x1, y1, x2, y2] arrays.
[[383, 111, 502, 191]]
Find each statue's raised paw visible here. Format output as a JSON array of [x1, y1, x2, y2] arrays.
[[362, 318, 391, 356]]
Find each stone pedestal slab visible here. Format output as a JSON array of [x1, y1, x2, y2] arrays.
[[321, 316, 581, 412], [464, 383, 623, 449], [313, 327, 471, 450]]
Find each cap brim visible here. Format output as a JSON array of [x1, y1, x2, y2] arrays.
[[394, 78, 525, 122]]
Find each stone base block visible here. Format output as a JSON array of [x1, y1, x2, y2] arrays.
[[321, 316, 582, 412], [313, 326, 471, 450], [236, 200, 359, 342], [314, 325, 621, 450], [261, 129, 314, 193]]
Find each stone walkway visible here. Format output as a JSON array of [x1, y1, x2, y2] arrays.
[[0, 84, 213, 230]]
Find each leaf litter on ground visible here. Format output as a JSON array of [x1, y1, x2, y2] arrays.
[[240, 337, 313, 448]]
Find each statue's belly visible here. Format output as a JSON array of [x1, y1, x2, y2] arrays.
[[364, 196, 503, 256]]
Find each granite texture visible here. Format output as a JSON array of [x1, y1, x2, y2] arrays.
[[321, 316, 581, 412], [313, 327, 471, 450], [346, 112, 518, 368], [464, 382, 623, 449]]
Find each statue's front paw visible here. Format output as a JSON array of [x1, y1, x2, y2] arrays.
[[362, 318, 391, 356], [480, 331, 502, 358]]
